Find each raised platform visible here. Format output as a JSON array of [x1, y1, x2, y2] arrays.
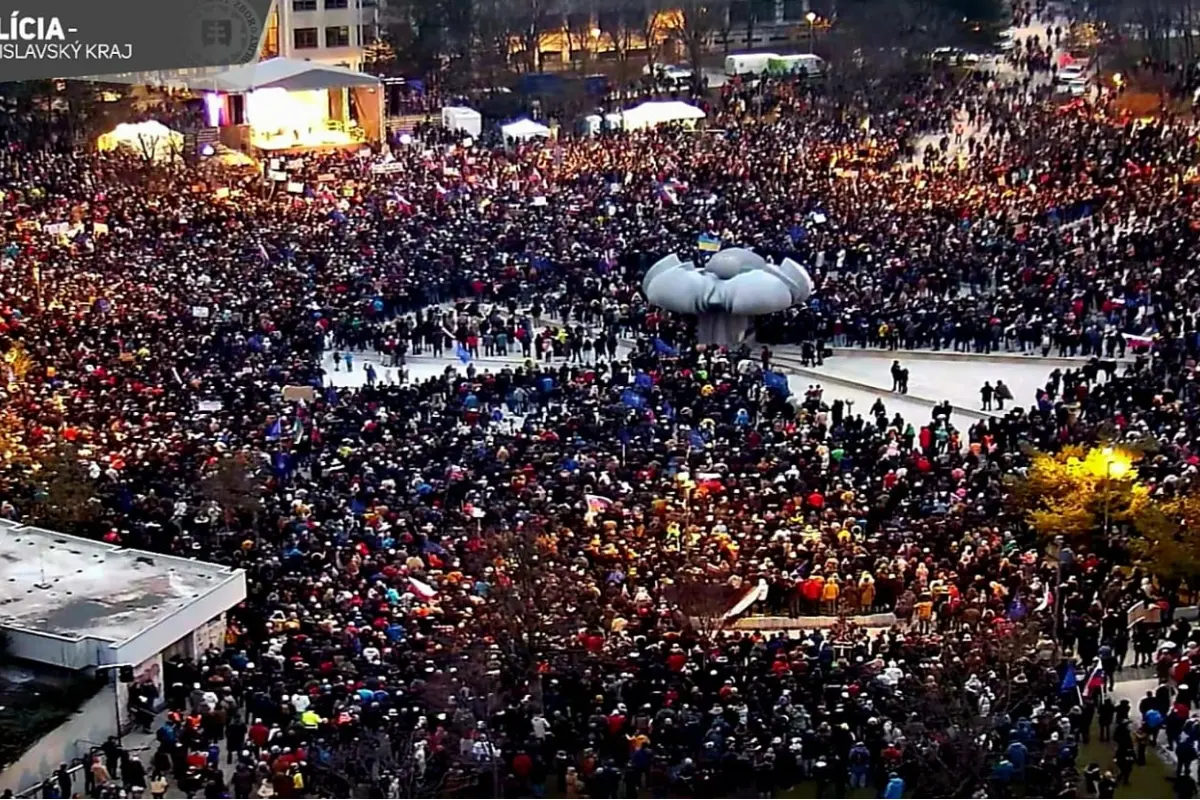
[[0, 520, 246, 670], [729, 612, 898, 633]]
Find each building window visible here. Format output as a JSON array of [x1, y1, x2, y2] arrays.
[[293, 27, 319, 48], [292, 0, 317, 10], [325, 25, 350, 47], [260, 6, 280, 57], [325, 0, 348, 8]]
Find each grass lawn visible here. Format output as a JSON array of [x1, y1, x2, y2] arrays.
[[774, 723, 1179, 799], [1079, 735, 1174, 799]]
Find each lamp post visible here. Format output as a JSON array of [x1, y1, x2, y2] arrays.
[[95, 663, 134, 747], [1050, 535, 1064, 655], [1101, 446, 1129, 537], [805, 11, 817, 54]]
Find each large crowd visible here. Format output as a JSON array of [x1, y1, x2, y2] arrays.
[[4, 3, 1200, 798]]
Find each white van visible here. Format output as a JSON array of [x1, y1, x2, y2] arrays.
[[773, 53, 828, 76], [725, 52, 780, 76]]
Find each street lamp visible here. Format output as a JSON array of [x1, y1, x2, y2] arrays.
[[806, 11, 817, 54], [1101, 446, 1130, 536], [95, 663, 134, 747]]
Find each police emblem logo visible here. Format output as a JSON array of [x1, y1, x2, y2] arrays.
[[183, 0, 262, 68]]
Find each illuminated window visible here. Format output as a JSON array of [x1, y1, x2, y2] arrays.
[[325, 25, 350, 47], [260, 7, 280, 58], [293, 27, 319, 48]]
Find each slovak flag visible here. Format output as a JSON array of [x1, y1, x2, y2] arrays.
[[657, 182, 679, 206], [585, 494, 612, 526], [409, 577, 437, 600], [257, 242, 270, 263], [1123, 332, 1156, 350], [586, 494, 612, 515], [393, 194, 412, 214]]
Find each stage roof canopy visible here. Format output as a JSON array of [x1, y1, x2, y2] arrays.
[[211, 58, 382, 93]]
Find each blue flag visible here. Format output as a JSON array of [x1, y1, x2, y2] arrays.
[[763, 370, 791, 397], [455, 343, 471, 364], [662, 400, 675, 421], [265, 419, 283, 440], [325, 386, 340, 406], [272, 451, 290, 476], [1060, 667, 1077, 694], [688, 429, 706, 449], [617, 427, 631, 444], [653, 338, 679, 357], [621, 389, 646, 410]]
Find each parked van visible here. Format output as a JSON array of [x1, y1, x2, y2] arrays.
[[724, 52, 780, 76], [766, 54, 828, 76]]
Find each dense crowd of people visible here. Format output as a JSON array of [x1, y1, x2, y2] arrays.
[[4, 4, 1200, 798]]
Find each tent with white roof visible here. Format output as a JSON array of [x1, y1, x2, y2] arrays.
[[501, 118, 551, 142]]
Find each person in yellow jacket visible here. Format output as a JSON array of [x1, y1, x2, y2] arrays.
[[859, 572, 876, 611], [914, 593, 935, 633], [821, 574, 840, 614]]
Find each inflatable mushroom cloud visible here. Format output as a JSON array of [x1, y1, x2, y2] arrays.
[[642, 247, 814, 344]]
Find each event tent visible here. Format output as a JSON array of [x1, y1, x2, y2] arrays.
[[620, 100, 706, 131], [96, 120, 184, 162], [501, 118, 551, 142], [441, 106, 482, 138], [209, 58, 382, 93]]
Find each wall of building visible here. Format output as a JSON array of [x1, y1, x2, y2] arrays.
[[275, 0, 378, 70], [0, 678, 119, 796], [4, 629, 107, 671], [116, 572, 246, 668]]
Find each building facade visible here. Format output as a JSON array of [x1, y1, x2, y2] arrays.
[[0, 520, 248, 796], [261, 0, 381, 70]]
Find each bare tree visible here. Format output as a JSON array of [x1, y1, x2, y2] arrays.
[[668, 0, 730, 84], [598, 0, 639, 86], [197, 452, 263, 534], [472, 0, 522, 80], [888, 622, 1045, 796], [663, 571, 750, 643], [566, 9, 599, 73], [28, 443, 100, 534], [641, 0, 666, 76], [512, 0, 559, 73]]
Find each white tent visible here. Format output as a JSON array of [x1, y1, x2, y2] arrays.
[[209, 57, 382, 93], [96, 120, 184, 162], [501, 118, 551, 142], [620, 100, 706, 131], [441, 106, 482, 138]]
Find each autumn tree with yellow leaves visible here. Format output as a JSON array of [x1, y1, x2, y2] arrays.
[[1128, 492, 1200, 585], [1012, 444, 1200, 586], [1010, 445, 1138, 541]]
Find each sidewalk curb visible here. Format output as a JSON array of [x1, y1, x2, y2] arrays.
[[772, 354, 995, 423], [781, 345, 1133, 368]]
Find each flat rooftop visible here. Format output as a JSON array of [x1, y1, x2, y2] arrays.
[[0, 520, 241, 648]]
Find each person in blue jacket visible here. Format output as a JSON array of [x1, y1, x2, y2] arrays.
[[884, 772, 905, 798]]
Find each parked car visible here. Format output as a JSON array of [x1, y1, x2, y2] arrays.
[[643, 63, 694, 84], [1056, 63, 1088, 82]]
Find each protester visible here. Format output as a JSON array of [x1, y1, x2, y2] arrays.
[[5, 18, 1200, 795]]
